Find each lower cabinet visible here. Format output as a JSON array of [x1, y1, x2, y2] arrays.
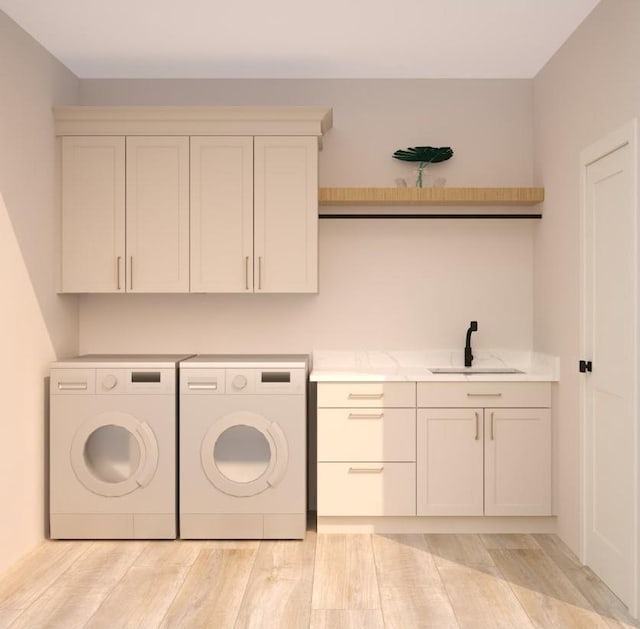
[[484, 408, 552, 515], [416, 408, 484, 515], [316, 382, 416, 516], [417, 407, 552, 516], [316, 380, 552, 520]]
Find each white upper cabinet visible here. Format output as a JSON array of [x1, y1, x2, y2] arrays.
[[56, 106, 332, 294], [126, 136, 190, 292], [190, 135, 318, 293], [61, 136, 125, 293], [254, 136, 318, 293], [190, 137, 254, 292], [60, 135, 189, 293]]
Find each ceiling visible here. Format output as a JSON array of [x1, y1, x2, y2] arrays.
[[0, 0, 601, 79]]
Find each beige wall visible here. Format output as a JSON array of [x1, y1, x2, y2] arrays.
[[533, 0, 640, 554], [78, 79, 537, 355], [0, 12, 79, 574], [79, 79, 534, 187]]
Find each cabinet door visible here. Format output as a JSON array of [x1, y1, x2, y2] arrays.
[[126, 137, 189, 292], [190, 137, 254, 292], [254, 136, 318, 293], [61, 136, 125, 292], [417, 408, 484, 515], [484, 408, 551, 515]]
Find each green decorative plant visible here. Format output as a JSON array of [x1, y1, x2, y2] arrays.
[[393, 146, 453, 187]]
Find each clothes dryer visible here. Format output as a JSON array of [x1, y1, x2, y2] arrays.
[[49, 354, 191, 539], [179, 355, 308, 539]]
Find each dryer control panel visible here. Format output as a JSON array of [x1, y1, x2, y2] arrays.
[[181, 368, 306, 395]]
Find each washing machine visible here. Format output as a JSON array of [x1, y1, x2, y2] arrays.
[[49, 354, 191, 539], [179, 355, 308, 539]]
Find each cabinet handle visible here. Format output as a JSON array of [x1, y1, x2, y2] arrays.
[[187, 382, 218, 390], [475, 411, 479, 440], [466, 392, 502, 397], [491, 411, 495, 440], [245, 256, 249, 290], [258, 256, 263, 290], [348, 393, 384, 400], [130, 256, 133, 290], [348, 467, 384, 474], [348, 412, 384, 419], [116, 256, 121, 290]]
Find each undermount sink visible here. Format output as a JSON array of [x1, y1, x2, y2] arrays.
[[429, 367, 524, 375]]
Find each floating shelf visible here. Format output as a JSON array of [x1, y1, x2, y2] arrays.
[[319, 187, 544, 206]]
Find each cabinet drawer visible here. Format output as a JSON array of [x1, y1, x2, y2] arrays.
[[317, 408, 415, 462], [317, 382, 415, 408], [417, 382, 550, 408], [317, 462, 416, 516]]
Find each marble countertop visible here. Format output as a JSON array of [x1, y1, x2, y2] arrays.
[[310, 350, 559, 382]]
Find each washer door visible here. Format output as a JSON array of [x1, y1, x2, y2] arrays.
[[201, 411, 288, 497], [70, 411, 159, 497]]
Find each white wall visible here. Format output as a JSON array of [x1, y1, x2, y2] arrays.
[[533, 0, 640, 554], [0, 12, 79, 574], [78, 80, 536, 355]]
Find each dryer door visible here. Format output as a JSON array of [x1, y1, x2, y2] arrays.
[[201, 411, 288, 497], [70, 411, 159, 497]]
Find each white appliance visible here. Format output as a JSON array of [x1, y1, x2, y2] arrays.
[[179, 355, 308, 539], [49, 354, 191, 539]]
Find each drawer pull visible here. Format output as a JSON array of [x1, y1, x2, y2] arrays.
[[348, 412, 384, 419], [348, 466, 384, 474], [348, 393, 384, 400], [466, 392, 502, 397]]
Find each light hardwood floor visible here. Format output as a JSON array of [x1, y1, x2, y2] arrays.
[[0, 525, 636, 628]]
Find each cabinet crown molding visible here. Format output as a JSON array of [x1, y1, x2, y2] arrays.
[[54, 106, 333, 137]]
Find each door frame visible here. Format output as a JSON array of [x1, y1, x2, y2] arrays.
[[579, 118, 639, 617]]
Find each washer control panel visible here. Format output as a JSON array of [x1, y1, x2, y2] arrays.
[[97, 369, 175, 394], [51, 368, 176, 395]]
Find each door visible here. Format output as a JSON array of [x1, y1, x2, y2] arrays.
[[484, 408, 551, 516], [254, 136, 318, 293], [60, 136, 125, 292], [70, 411, 159, 497], [416, 408, 483, 515], [581, 120, 638, 611], [126, 136, 190, 292], [200, 411, 288, 496], [190, 136, 254, 292]]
